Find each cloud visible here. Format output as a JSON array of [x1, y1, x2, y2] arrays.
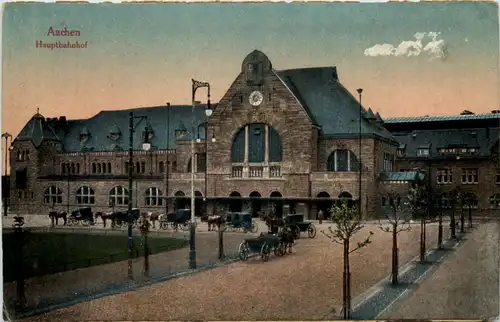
[[364, 32, 447, 60]]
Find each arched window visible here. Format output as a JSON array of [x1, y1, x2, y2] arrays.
[[159, 161, 165, 173], [43, 186, 63, 204], [141, 162, 146, 174], [107, 162, 111, 173], [109, 186, 129, 205], [76, 163, 80, 174], [327, 149, 359, 172], [136, 162, 140, 173], [97, 163, 102, 174], [76, 186, 95, 205], [145, 187, 163, 206], [102, 162, 106, 173], [490, 194, 500, 209], [92, 163, 96, 173], [231, 123, 283, 163], [61, 163, 66, 174], [172, 161, 177, 172]]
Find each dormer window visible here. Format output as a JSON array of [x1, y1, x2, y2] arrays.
[[396, 144, 406, 157], [80, 126, 91, 143], [143, 124, 154, 143], [109, 125, 121, 141], [417, 147, 430, 156]]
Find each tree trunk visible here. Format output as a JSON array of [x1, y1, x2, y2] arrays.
[[437, 212, 443, 249], [343, 239, 351, 319], [143, 233, 149, 276], [392, 223, 398, 284], [420, 216, 426, 262], [218, 228, 224, 260], [460, 208, 465, 233], [450, 207, 457, 239], [468, 205, 472, 228]]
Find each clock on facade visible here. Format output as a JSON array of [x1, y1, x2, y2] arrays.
[[249, 90, 264, 106]]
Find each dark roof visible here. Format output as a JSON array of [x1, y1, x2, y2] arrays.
[[15, 113, 59, 147], [379, 171, 426, 182], [275, 67, 396, 143], [393, 127, 499, 158], [384, 113, 500, 123], [55, 105, 209, 152]]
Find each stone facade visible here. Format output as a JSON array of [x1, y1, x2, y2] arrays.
[[9, 50, 499, 219]]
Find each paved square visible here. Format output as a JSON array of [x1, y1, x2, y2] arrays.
[[19, 222, 439, 321]]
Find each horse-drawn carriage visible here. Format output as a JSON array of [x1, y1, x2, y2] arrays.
[[238, 232, 291, 262], [160, 208, 193, 231], [284, 214, 317, 239], [67, 207, 95, 226], [111, 208, 141, 228], [224, 212, 258, 233]]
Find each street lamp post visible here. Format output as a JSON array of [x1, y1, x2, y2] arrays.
[[356, 88, 363, 219], [190, 79, 210, 269], [127, 111, 148, 279], [2, 132, 12, 217]]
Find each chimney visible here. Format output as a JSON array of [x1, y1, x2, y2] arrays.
[[167, 102, 171, 107], [491, 110, 500, 114]]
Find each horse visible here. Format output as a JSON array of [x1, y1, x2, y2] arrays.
[[144, 211, 161, 228], [263, 213, 284, 234], [94, 211, 113, 228], [48, 211, 67, 226], [278, 227, 295, 254], [206, 215, 226, 231]]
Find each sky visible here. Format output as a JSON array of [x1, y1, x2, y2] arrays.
[[1, 2, 499, 143]]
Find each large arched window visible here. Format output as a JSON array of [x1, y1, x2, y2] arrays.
[[327, 149, 359, 172], [109, 186, 129, 206], [490, 194, 500, 209], [145, 187, 163, 206], [231, 123, 283, 163], [43, 186, 63, 204], [76, 186, 95, 205]]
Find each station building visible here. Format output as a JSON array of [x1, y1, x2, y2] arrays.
[[8, 50, 500, 218]]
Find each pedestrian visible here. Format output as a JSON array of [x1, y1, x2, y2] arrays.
[[318, 209, 324, 224]]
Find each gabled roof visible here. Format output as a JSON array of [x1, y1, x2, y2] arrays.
[[275, 67, 396, 143], [379, 171, 426, 182], [56, 105, 209, 152], [15, 112, 59, 147]]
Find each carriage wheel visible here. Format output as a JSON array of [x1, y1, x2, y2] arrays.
[[307, 223, 317, 238], [180, 223, 190, 231], [160, 221, 169, 230], [82, 219, 90, 227], [115, 220, 122, 228], [260, 243, 270, 262], [238, 242, 249, 261], [68, 218, 77, 226], [230, 226, 238, 232], [250, 221, 258, 234]]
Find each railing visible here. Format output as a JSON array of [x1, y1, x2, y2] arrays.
[[269, 166, 281, 177], [249, 166, 264, 178], [232, 166, 243, 178]]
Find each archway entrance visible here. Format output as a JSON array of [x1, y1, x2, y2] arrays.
[[270, 191, 283, 218], [174, 191, 186, 210], [229, 191, 243, 212], [249, 191, 262, 217], [316, 191, 332, 220], [194, 191, 203, 216], [338, 191, 354, 208]]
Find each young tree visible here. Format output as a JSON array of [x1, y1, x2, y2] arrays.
[[449, 188, 461, 238], [322, 201, 373, 320], [407, 185, 429, 262], [378, 192, 411, 285]]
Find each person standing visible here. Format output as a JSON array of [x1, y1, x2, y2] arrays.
[[318, 209, 324, 224]]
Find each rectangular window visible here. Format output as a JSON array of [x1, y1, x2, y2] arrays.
[[383, 152, 393, 172], [461, 168, 478, 184], [496, 169, 500, 184], [196, 153, 206, 173], [436, 168, 453, 184]]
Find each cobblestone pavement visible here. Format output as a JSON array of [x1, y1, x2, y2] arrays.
[[17, 223, 440, 321], [382, 220, 499, 320]]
